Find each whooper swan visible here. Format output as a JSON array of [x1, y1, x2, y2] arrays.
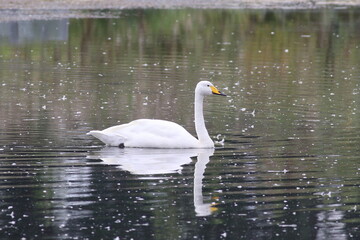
[[87, 81, 226, 148]]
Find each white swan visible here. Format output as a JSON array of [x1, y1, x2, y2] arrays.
[[87, 81, 226, 148]]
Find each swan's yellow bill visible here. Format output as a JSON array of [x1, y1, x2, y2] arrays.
[[210, 86, 226, 96]]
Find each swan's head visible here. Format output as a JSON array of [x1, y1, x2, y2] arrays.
[[196, 81, 226, 97]]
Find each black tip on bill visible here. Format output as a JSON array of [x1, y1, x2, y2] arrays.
[[213, 92, 227, 96]]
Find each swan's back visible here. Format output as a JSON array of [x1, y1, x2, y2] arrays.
[[88, 119, 201, 148]]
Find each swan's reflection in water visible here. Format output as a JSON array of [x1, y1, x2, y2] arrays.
[[194, 150, 216, 216], [88, 148, 216, 216]]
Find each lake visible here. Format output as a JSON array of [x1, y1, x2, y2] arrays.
[[0, 8, 359, 239]]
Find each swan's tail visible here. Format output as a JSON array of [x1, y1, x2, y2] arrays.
[[87, 130, 125, 147]]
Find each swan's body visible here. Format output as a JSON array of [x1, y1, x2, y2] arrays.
[[87, 81, 226, 148], [89, 119, 201, 148]]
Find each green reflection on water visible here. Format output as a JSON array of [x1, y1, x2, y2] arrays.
[[0, 8, 359, 240]]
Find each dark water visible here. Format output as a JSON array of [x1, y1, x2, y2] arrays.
[[0, 8, 360, 239]]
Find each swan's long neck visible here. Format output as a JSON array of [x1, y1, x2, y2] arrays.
[[195, 92, 214, 147]]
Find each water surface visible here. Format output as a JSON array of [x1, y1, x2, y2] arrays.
[[0, 8, 360, 239]]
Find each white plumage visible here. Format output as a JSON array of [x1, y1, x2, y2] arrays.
[[87, 81, 226, 148]]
